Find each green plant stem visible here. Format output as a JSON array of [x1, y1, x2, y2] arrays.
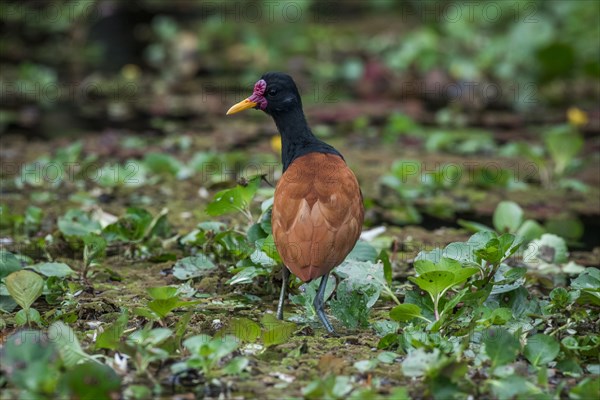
[[433, 295, 440, 321], [549, 320, 573, 337], [382, 285, 401, 306], [240, 207, 254, 223], [482, 262, 501, 288]]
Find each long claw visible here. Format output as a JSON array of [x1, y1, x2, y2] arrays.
[[313, 273, 335, 334], [277, 266, 290, 320]]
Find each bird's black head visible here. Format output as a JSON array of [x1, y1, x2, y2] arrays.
[[226, 72, 342, 171], [226, 72, 302, 116]]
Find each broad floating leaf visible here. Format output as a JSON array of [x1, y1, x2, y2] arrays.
[[50, 321, 98, 368], [390, 304, 423, 322], [29, 262, 74, 278], [5, 270, 44, 311], [524, 334, 560, 366], [172, 256, 216, 280], [493, 201, 523, 233], [205, 176, 261, 217], [58, 209, 101, 237], [0, 250, 23, 279], [483, 328, 520, 368]]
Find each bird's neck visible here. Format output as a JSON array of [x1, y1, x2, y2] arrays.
[[272, 108, 341, 172]]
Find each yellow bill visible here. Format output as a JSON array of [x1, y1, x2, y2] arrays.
[[226, 98, 257, 115]]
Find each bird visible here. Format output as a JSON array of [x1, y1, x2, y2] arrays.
[[226, 72, 364, 333]]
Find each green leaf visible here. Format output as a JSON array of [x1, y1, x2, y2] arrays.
[[15, 308, 42, 326], [489, 375, 542, 400], [569, 377, 600, 400], [571, 267, 599, 290], [217, 230, 253, 257], [440, 287, 469, 316], [62, 361, 121, 400], [346, 241, 378, 262], [172, 256, 216, 280], [24, 205, 43, 234], [148, 288, 193, 318], [148, 297, 180, 318], [545, 127, 582, 175], [516, 219, 545, 243], [260, 314, 295, 347], [290, 278, 336, 320], [330, 281, 371, 329], [143, 152, 183, 176], [132, 306, 158, 321], [409, 271, 455, 299], [246, 222, 267, 243], [467, 231, 497, 248], [223, 318, 261, 343], [390, 304, 423, 322], [227, 266, 269, 285], [147, 286, 178, 300], [103, 207, 154, 242], [354, 359, 378, 373], [401, 348, 443, 378], [438, 257, 462, 270], [493, 201, 523, 233], [377, 351, 399, 364], [498, 233, 518, 256], [5, 270, 44, 311], [489, 308, 513, 325], [549, 287, 575, 309], [29, 262, 74, 278], [475, 238, 503, 264], [378, 250, 393, 286], [524, 334, 560, 366], [1, 330, 59, 393], [443, 241, 476, 264], [302, 375, 353, 400], [222, 356, 249, 375], [483, 328, 520, 368], [490, 264, 526, 294], [129, 328, 173, 347], [0, 293, 18, 313], [261, 234, 281, 263], [205, 176, 261, 217], [546, 216, 584, 242], [415, 248, 443, 264], [450, 267, 479, 287], [83, 234, 107, 267], [528, 234, 569, 264], [50, 321, 98, 368], [372, 320, 399, 337], [457, 219, 493, 233], [571, 267, 600, 305], [0, 250, 23, 279], [335, 260, 384, 308], [175, 310, 194, 341], [183, 334, 213, 354], [58, 209, 101, 237], [96, 311, 129, 350], [414, 260, 437, 275], [95, 161, 148, 188]]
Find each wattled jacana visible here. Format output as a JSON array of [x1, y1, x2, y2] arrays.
[[226, 72, 364, 333]]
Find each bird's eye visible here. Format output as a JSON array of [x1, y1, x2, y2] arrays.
[[267, 88, 277, 97]]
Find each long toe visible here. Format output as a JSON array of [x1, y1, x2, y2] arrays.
[[317, 312, 336, 335]]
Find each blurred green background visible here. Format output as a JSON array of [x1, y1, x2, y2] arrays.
[[1, 0, 598, 137]]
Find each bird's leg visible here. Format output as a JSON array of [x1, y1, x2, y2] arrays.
[[314, 273, 335, 334], [277, 266, 290, 320]]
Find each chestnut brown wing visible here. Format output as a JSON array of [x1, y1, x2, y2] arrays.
[[272, 153, 364, 282]]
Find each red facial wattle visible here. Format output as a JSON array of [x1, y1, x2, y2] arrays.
[[248, 79, 268, 110], [225, 79, 268, 115]]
